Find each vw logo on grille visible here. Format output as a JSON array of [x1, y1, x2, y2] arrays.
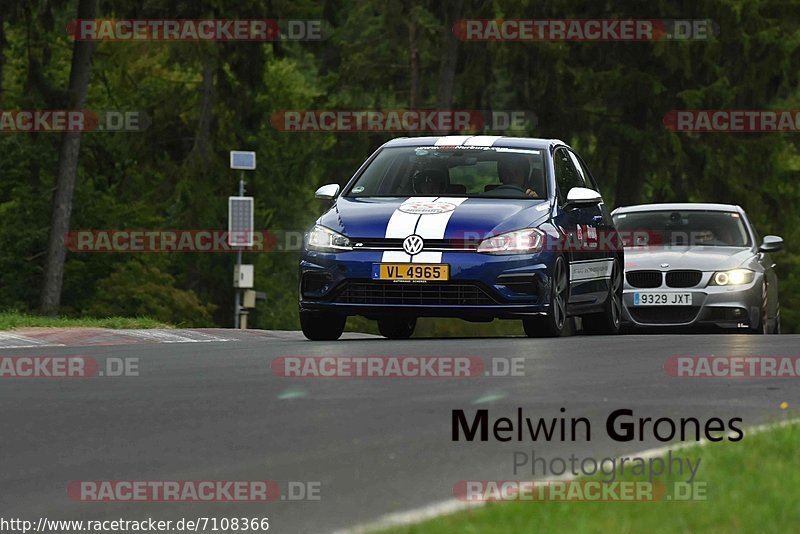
[[403, 235, 424, 255]]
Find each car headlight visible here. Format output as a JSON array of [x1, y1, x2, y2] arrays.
[[709, 269, 754, 286], [306, 225, 352, 252], [477, 228, 544, 255]]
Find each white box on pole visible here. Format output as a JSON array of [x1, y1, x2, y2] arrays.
[[234, 264, 254, 288]]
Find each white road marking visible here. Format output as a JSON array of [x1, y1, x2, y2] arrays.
[[0, 329, 236, 350], [336, 417, 800, 534], [471, 391, 508, 404], [114, 329, 235, 343], [0, 332, 65, 349]]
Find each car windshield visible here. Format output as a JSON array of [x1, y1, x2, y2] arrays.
[[345, 146, 548, 199], [612, 210, 751, 247]]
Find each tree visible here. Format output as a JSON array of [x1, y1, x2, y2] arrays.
[[39, 0, 96, 314]]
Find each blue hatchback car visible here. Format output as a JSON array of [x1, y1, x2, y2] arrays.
[[299, 136, 623, 340]]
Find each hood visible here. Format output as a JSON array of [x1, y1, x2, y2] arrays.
[[624, 245, 755, 271], [317, 197, 551, 239]]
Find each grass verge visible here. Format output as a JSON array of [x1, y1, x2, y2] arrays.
[[386, 418, 800, 533], [0, 311, 170, 330]]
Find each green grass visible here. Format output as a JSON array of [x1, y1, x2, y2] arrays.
[[0, 311, 170, 330], [386, 418, 800, 533]]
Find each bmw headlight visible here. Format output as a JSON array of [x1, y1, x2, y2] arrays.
[[477, 228, 545, 255], [709, 269, 754, 286], [306, 225, 352, 252]]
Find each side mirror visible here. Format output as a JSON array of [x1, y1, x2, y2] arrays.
[[564, 187, 602, 209], [315, 184, 340, 201], [759, 235, 784, 253]]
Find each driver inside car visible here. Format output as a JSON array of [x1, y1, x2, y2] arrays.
[[496, 156, 539, 198], [412, 169, 448, 195]]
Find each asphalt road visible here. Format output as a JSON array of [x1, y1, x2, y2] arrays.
[[1, 330, 798, 533]]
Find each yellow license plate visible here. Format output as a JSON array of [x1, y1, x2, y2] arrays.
[[372, 263, 449, 281]]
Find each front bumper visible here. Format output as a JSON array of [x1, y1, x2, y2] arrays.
[[299, 249, 557, 320], [621, 274, 763, 330]]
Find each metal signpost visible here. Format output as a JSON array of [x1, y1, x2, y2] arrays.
[[229, 151, 256, 328]]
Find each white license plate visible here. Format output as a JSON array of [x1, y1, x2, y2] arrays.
[[633, 292, 693, 306]]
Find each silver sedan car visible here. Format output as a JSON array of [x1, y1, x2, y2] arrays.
[[611, 203, 783, 333]]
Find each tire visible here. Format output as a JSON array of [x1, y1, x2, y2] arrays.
[[300, 310, 346, 341], [523, 256, 568, 338], [582, 257, 622, 335], [378, 317, 417, 339], [751, 282, 770, 335], [620, 324, 635, 335]]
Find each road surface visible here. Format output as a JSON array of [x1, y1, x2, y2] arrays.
[[0, 329, 797, 532]]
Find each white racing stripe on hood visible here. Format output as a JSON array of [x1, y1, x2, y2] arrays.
[[413, 198, 468, 263], [463, 135, 501, 147], [381, 197, 468, 263], [382, 196, 435, 262], [434, 135, 473, 146]]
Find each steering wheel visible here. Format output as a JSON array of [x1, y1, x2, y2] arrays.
[[487, 184, 537, 198], [492, 184, 527, 192]]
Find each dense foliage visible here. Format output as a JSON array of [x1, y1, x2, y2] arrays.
[[2, 0, 800, 331]]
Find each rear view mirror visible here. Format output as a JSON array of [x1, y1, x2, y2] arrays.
[[315, 184, 340, 200], [759, 235, 784, 253], [564, 187, 602, 209]]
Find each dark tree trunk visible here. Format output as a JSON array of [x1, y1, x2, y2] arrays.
[[408, 12, 419, 109], [39, 0, 96, 315], [188, 59, 214, 163], [613, 103, 649, 206], [436, 0, 463, 110], [613, 143, 644, 207], [0, 14, 5, 105]]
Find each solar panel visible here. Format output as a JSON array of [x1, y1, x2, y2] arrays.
[[228, 196, 254, 246], [230, 151, 256, 170]]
